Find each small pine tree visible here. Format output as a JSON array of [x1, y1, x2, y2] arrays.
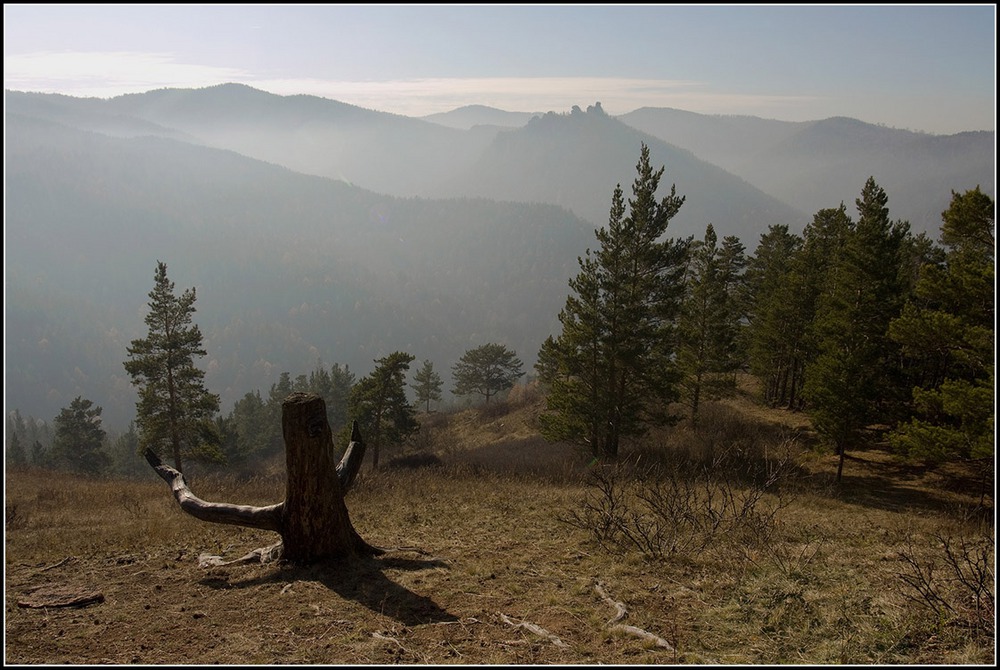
[[52, 396, 109, 474], [124, 261, 221, 473], [411, 359, 443, 413], [452, 343, 524, 405], [349, 352, 419, 470]]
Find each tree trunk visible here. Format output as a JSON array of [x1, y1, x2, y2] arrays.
[[280, 392, 377, 561], [145, 392, 380, 564]]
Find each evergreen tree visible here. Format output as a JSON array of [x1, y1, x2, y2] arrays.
[[7, 432, 27, 470], [804, 179, 911, 482], [677, 224, 747, 424], [534, 335, 563, 388], [327, 363, 356, 433], [349, 352, 418, 470], [745, 224, 805, 407], [452, 343, 525, 405], [888, 188, 995, 474], [539, 144, 689, 459], [411, 359, 443, 413], [227, 390, 274, 463], [109, 422, 145, 478], [52, 396, 109, 474], [30, 440, 47, 467], [124, 261, 222, 473]]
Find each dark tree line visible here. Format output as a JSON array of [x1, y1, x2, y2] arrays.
[[536, 144, 993, 485]]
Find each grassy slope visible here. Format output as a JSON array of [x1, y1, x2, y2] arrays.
[[4, 387, 994, 664]]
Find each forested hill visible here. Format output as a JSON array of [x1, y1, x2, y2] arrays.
[[5, 112, 592, 429]]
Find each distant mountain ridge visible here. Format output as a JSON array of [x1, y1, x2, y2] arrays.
[[617, 108, 995, 235], [421, 104, 542, 130]]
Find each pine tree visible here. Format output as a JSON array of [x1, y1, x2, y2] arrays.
[[52, 396, 109, 474], [124, 261, 221, 473], [745, 224, 804, 407], [888, 187, 995, 475], [411, 359, 444, 413], [677, 224, 747, 424], [539, 144, 689, 460], [452, 343, 524, 405], [804, 179, 911, 481], [7, 431, 27, 470], [349, 352, 418, 470]]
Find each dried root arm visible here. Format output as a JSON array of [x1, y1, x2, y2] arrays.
[[336, 421, 366, 491], [595, 581, 674, 651], [498, 613, 569, 648], [144, 449, 283, 532]]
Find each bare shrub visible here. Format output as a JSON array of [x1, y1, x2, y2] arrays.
[[897, 527, 995, 640], [560, 443, 799, 561], [6, 502, 28, 530], [477, 398, 511, 421]]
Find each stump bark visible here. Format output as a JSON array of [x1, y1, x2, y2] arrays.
[[146, 392, 380, 564]]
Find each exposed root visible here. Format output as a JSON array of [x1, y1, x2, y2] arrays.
[[595, 580, 674, 652], [372, 631, 407, 651], [198, 542, 283, 567], [595, 581, 627, 624], [498, 612, 569, 647], [38, 556, 77, 572]]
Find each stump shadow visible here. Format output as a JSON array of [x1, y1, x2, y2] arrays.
[[204, 552, 457, 626]]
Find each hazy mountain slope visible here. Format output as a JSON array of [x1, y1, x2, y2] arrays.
[[617, 106, 808, 169], [101, 83, 500, 196], [431, 104, 808, 242], [421, 104, 539, 130], [3, 90, 198, 141], [619, 108, 995, 236], [5, 114, 592, 428]]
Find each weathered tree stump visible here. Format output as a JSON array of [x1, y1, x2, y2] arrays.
[[146, 392, 381, 564]]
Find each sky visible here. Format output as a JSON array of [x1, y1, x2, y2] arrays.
[[3, 4, 996, 135]]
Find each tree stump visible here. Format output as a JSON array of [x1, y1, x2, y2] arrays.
[[146, 392, 380, 564]]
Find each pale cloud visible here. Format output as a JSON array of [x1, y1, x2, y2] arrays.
[[3, 51, 250, 97]]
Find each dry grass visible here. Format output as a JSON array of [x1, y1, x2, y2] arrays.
[[5, 389, 995, 665]]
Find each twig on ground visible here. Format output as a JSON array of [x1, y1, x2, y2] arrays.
[[594, 580, 674, 651], [39, 556, 76, 572], [498, 612, 569, 647]]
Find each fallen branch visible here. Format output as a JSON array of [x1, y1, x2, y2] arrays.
[[498, 612, 569, 648], [595, 581, 627, 624], [372, 632, 407, 651], [610, 623, 674, 649], [198, 542, 283, 568], [39, 556, 76, 572], [594, 581, 674, 651], [18, 585, 104, 609]]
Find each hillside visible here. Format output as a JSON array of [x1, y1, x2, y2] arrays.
[[5, 393, 992, 664], [4, 113, 592, 428]]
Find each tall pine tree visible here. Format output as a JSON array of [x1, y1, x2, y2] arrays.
[[124, 261, 221, 473], [677, 224, 747, 424], [804, 179, 911, 482], [539, 144, 689, 460]]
